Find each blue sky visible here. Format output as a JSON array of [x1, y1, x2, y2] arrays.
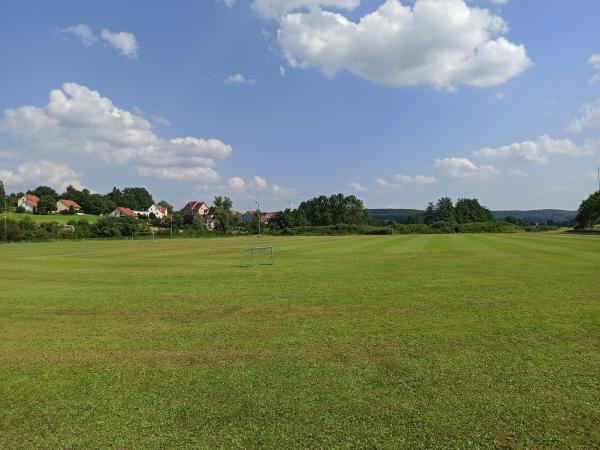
[[0, 0, 599, 211]]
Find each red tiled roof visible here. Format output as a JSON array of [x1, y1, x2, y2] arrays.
[[117, 207, 138, 218], [59, 199, 81, 209], [155, 204, 168, 214], [183, 201, 208, 211], [26, 195, 39, 207]]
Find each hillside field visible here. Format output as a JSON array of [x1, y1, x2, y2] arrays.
[[0, 234, 598, 448], [3, 212, 100, 223]]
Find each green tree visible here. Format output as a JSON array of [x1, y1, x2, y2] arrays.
[[575, 191, 600, 229], [504, 215, 523, 226], [29, 186, 58, 200], [406, 213, 420, 224], [121, 187, 154, 211], [210, 196, 235, 234], [0, 180, 5, 212], [35, 195, 57, 215], [455, 198, 493, 223]]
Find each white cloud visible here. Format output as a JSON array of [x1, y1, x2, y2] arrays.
[[253, 0, 359, 19], [395, 174, 437, 185], [567, 99, 600, 133], [59, 24, 98, 47], [59, 25, 139, 59], [0, 83, 232, 183], [349, 182, 368, 192], [0, 160, 83, 191], [253, 175, 268, 189], [434, 157, 498, 180], [228, 177, 247, 190], [137, 166, 220, 182], [224, 73, 257, 85], [508, 168, 528, 177], [152, 115, 171, 126], [100, 29, 139, 59], [474, 135, 594, 163], [218, 0, 237, 7], [280, 66, 287, 77], [589, 54, 600, 85], [223, 175, 293, 197], [278, 0, 531, 89]]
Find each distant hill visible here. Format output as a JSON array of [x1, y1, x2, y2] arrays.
[[492, 210, 576, 225], [368, 209, 424, 223], [368, 209, 577, 225]]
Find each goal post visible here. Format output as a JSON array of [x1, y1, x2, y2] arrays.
[[131, 231, 158, 242], [240, 246, 273, 267]]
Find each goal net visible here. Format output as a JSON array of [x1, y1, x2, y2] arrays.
[[131, 231, 158, 242], [240, 247, 273, 267]]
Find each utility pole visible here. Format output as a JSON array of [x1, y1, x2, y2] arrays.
[[597, 167, 600, 193], [3, 198, 7, 243], [256, 191, 261, 237]]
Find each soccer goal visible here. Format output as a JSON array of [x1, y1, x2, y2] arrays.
[[240, 246, 273, 267], [131, 231, 158, 242]]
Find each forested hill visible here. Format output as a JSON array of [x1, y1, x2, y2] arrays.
[[492, 210, 577, 225], [368, 209, 577, 225]]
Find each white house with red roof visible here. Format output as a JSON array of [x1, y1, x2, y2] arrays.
[[146, 204, 169, 220], [109, 207, 139, 218], [182, 201, 209, 216], [17, 195, 39, 213], [56, 199, 82, 213]]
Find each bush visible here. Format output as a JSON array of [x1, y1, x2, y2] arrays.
[[456, 222, 523, 233]]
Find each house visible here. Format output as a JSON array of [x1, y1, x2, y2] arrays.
[[241, 210, 258, 223], [242, 211, 279, 224], [261, 212, 279, 223], [17, 195, 39, 213], [56, 199, 81, 213], [182, 201, 209, 217], [147, 204, 169, 220], [109, 207, 139, 218]]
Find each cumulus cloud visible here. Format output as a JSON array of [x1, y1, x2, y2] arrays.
[[0, 160, 83, 190], [567, 99, 600, 133], [100, 29, 139, 58], [349, 182, 368, 192], [474, 135, 594, 163], [0, 83, 232, 183], [434, 157, 498, 180], [224, 175, 293, 196], [224, 73, 257, 85], [589, 54, 600, 85], [278, 0, 531, 89], [59, 24, 98, 47], [58, 25, 139, 59], [395, 174, 437, 185], [508, 168, 528, 177], [152, 115, 171, 126], [253, 0, 359, 19], [228, 177, 246, 190], [373, 173, 436, 189], [137, 166, 220, 182]]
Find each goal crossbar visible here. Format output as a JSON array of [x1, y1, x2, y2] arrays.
[[240, 246, 273, 267]]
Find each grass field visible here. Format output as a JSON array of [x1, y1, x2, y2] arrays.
[[3, 212, 100, 223], [1, 234, 599, 448]]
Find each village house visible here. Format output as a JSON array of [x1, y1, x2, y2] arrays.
[[241, 211, 279, 224], [146, 204, 169, 220], [182, 201, 209, 217], [17, 195, 39, 213], [56, 199, 82, 213], [109, 207, 139, 218]]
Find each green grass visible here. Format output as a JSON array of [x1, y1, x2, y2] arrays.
[[0, 234, 598, 448], [3, 211, 100, 223]]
